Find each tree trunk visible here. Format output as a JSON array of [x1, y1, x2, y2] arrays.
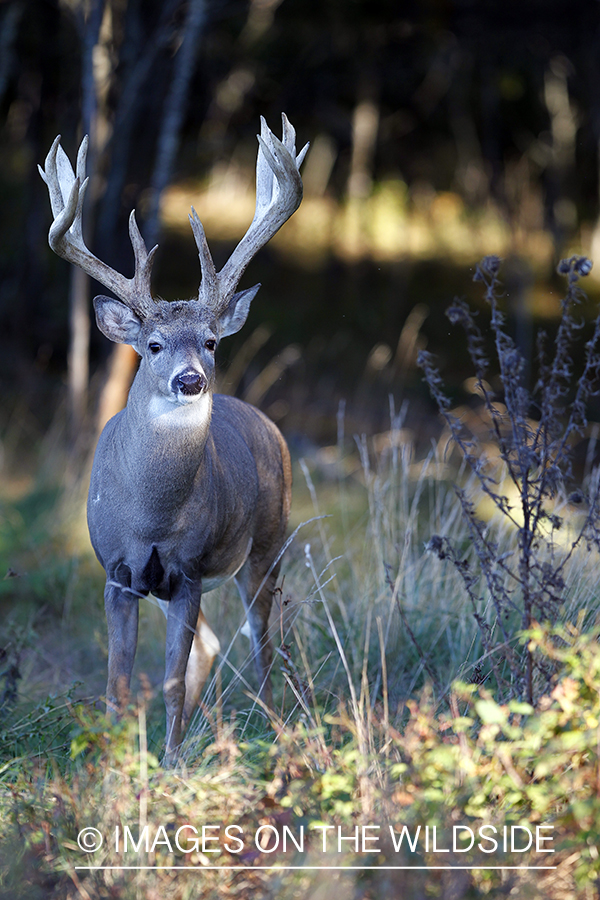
[[144, 0, 207, 250], [96, 344, 139, 433], [67, 0, 106, 443]]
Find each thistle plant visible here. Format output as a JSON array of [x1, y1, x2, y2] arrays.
[[419, 255, 600, 702]]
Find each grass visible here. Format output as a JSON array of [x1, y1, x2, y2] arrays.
[[0, 426, 599, 898]]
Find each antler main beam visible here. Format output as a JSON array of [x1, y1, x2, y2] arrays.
[[40, 114, 307, 321], [39, 135, 157, 319], [192, 113, 309, 313]]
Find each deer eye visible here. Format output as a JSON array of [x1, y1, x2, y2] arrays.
[[148, 342, 162, 354], [205, 339, 216, 352]]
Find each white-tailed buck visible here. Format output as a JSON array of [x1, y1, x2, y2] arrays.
[[39, 115, 307, 758]]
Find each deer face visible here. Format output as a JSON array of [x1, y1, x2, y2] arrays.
[[142, 301, 216, 404], [94, 286, 259, 406]]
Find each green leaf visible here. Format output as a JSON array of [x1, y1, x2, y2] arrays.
[[475, 700, 507, 725]]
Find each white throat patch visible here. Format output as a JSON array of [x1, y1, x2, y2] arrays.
[[148, 391, 211, 427]]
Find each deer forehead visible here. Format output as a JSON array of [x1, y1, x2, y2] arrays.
[[143, 300, 217, 340]]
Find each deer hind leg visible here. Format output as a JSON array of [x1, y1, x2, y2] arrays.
[[235, 555, 280, 709], [182, 609, 220, 730]]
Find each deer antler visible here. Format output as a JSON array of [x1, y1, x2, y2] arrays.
[[39, 135, 157, 319], [191, 113, 308, 313]]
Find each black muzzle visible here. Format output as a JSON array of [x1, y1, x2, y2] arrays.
[[175, 371, 206, 396]]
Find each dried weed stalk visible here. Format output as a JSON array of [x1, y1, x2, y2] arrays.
[[419, 255, 600, 702]]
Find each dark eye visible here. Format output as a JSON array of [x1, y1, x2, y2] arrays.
[[148, 342, 162, 354], [205, 339, 216, 352]]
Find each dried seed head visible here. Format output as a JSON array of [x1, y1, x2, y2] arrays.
[[557, 255, 593, 277], [575, 257, 593, 277]]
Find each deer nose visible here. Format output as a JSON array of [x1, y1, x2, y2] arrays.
[[175, 370, 207, 396]]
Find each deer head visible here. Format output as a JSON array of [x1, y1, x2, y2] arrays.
[[39, 115, 308, 401]]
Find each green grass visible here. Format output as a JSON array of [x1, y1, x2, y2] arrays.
[[2, 424, 599, 746]]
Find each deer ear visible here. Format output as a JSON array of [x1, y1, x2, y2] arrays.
[[218, 284, 261, 338], [94, 296, 143, 345]]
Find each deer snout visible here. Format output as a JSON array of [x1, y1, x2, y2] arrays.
[[174, 370, 207, 396]]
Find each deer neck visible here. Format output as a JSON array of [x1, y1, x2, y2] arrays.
[[119, 371, 214, 504]]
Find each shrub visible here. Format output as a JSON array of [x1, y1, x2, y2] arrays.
[[419, 255, 600, 703]]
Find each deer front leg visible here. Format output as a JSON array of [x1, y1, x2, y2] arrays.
[[105, 580, 139, 715], [163, 580, 201, 762]]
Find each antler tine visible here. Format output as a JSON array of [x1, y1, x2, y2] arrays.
[[281, 112, 310, 168], [190, 207, 218, 305], [39, 135, 157, 319], [127, 211, 159, 317], [195, 114, 308, 314]]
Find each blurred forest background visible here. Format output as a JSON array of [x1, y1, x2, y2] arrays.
[[2, 0, 600, 473]]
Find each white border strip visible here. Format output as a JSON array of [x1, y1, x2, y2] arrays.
[[75, 865, 557, 871]]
